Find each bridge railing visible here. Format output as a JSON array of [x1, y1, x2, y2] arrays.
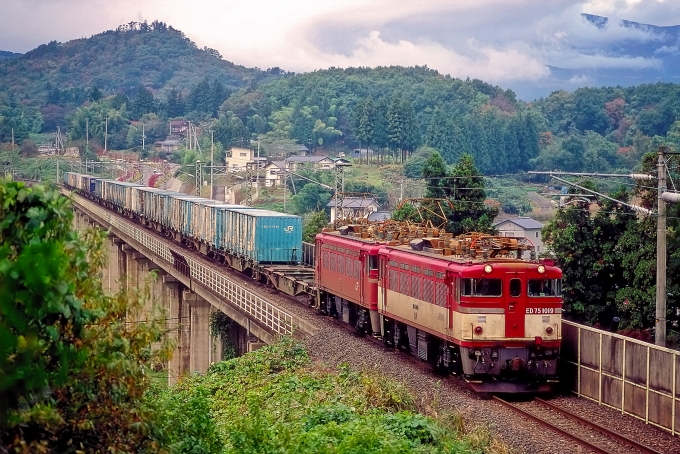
[[71, 193, 295, 336], [561, 320, 678, 436]]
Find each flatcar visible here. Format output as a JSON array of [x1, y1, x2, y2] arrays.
[[63, 171, 561, 392]]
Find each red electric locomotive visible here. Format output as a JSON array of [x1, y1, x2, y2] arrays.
[[317, 225, 562, 393], [315, 226, 383, 335], [379, 234, 562, 392]]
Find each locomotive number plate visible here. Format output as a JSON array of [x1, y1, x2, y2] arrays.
[[525, 307, 555, 314]]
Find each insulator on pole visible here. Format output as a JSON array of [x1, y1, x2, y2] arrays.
[[661, 191, 680, 203], [631, 205, 653, 215], [630, 173, 655, 180]]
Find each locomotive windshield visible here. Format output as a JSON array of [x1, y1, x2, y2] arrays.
[[527, 279, 562, 297], [461, 278, 502, 296]]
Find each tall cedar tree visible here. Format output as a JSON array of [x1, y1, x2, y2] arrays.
[[395, 152, 497, 234]]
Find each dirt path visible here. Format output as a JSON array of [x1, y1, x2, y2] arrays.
[[527, 191, 554, 211]]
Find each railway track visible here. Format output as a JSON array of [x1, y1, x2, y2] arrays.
[[493, 396, 663, 454]]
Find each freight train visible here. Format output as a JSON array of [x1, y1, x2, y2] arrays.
[[63, 171, 562, 393]]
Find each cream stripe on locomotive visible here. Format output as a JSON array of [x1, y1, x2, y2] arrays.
[[380, 283, 562, 342], [525, 313, 560, 340], [381, 288, 450, 335], [454, 313, 505, 340]]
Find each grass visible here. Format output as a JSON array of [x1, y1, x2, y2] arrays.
[[148, 338, 509, 454]]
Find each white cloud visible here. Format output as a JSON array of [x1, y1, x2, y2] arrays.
[[280, 31, 549, 82], [0, 0, 678, 91]]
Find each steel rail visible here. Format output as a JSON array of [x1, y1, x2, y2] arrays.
[[492, 396, 613, 454], [533, 397, 663, 454]]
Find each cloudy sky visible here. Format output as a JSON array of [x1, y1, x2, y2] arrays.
[[1, 0, 679, 95]]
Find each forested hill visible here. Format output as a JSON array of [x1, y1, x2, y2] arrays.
[[243, 66, 540, 175], [2, 21, 680, 179], [0, 50, 21, 60], [0, 21, 268, 101]]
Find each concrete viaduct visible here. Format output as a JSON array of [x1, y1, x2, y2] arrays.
[[67, 190, 318, 386]]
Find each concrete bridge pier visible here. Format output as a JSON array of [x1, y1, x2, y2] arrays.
[[71, 207, 270, 387], [184, 290, 213, 375]]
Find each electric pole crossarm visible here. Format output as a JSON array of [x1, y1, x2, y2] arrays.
[[529, 170, 655, 180], [549, 175, 653, 215], [661, 192, 680, 203]]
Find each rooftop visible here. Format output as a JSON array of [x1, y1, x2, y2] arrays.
[[493, 216, 544, 230], [327, 196, 379, 209], [285, 155, 333, 163]]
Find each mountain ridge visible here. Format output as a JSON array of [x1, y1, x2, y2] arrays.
[[0, 21, 273, 102]]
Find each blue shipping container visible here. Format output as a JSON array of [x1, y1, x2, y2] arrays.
[[228, 209, 302, 264]]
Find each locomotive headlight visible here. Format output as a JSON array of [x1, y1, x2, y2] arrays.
[[484, 265, 493, 273], [545, 326, 554, 335], [537, 265, 546, 274]]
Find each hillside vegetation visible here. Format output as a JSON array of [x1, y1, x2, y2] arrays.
[[150, 337, 504, 453], [1, 22, 680, 179], [0, 21, 266, 100]]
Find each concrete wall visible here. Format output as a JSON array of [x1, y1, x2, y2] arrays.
[[561, 320, 679, 436]]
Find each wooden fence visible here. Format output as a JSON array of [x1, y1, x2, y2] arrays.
[[561, 320, 679, 436]]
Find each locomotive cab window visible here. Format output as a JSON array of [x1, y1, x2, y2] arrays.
[[509, 278, 522, 297], [369, 255, 378, 270], [461, 278, 502, 297], [528, 279, 562, 297]]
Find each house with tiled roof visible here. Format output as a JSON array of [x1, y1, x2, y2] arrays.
[[283, 155, 335, 171], [492, 216, 546, 258], [327, 196, 380, 223], [264, 156, 337, 186]]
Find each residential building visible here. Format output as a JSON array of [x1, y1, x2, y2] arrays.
[[283, 155, 335, 171], [170, 120, 190, 137], [492, 217, 545, 258], [159, 137, 181, 152], [327, 196, 380, 223], [226, 147, 266, 172], [367, 211, 392, 222], [263, 161, 285, 186], [263, 156, 337, 186]]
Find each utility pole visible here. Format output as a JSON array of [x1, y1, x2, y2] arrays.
[[656, 147, 667, 346], [104, 116, 108, 153], [210, 130, 214, 199], [531, 159, 671, 347], [85, 118, 89, 160], [283, 172, 286, 211], [195, 160, 202, 196]]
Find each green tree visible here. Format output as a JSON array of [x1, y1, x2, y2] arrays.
[[422, 151, 449, 198], [0, 179, 172, 451], [129, 85, 156, 119], [387, 97, 419, 161], [302, 210, 329, 242], [447, 153, 497, 233], [353, 97, 375, 163], [166, 87, 186, 118]]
